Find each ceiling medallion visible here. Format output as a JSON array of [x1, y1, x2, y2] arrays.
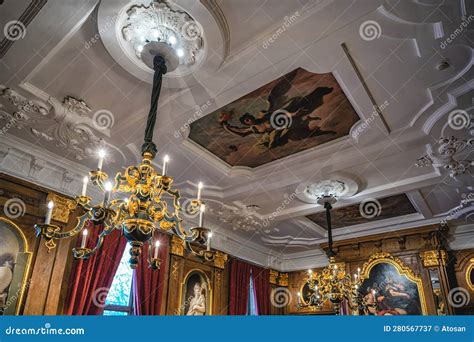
[[296, 178, 357, 204], [306, 180, 346, 201], [121, 0, 204, 74]]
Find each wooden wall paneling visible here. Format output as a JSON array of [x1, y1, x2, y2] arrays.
[[166, 255, 184, 315]]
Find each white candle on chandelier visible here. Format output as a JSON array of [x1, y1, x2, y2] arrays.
[[357, 267, 361, 276], [103, 181, 113, 205], [45, 200, 54, 224], [162, 155, 169, 175], [197, 182, 203, 200], [199, 203, 205, 227], [97, 149, 106, 171], [81, 176, 88, 196], [153, 240, 160, 259], [81, 229, 88, 248], [297, 292, 301, 305], [207, 231, 213, 251]]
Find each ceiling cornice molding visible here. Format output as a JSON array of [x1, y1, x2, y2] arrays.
[[0, 133, 102, 200]]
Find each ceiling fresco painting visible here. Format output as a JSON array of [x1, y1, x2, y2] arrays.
[[189, 68, 360, 168], [306, 194, 418, 230]]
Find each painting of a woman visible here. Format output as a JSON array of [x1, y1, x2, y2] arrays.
[[359, 262, 422, 315], [0, 218, 26, 315], [0, 253, 15, 314], [182, 271, 210, 315], [186, 282, 206, 315]]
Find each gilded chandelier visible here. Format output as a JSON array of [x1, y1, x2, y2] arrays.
[[297, 195, 364, 314], [34, 42, 215, 269]]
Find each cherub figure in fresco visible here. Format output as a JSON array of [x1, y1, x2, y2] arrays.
[[218, 69, 337, 152]]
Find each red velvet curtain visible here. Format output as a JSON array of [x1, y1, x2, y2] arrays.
[[229, 259, 251, 315], [65, 223, 127, 315], [132, 233, 169, 315], [250, 265, 270, 315], [229, 259, 270, 315]]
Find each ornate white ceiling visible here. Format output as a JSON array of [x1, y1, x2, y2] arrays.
[[0, 0, 472, 271]]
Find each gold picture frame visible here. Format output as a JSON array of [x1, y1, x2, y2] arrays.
[[0, 217, 32, 315], [178, 269, 213, 315], [358, 252, 428, 315], [466, 258, 474, 292]]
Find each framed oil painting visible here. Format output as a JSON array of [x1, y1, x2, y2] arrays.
[[357, 253, 427, 315], [180, 270, 211, 315], [467, 260, 474, 291], [0, 217, 31, 315], [188, 67, 360, 168]]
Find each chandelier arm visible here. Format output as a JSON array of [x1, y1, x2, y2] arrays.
[[185, 240, 216, 262], [54, 210, 93, 239], [142, 55, 168, 158], [72, 222, 116, 259]]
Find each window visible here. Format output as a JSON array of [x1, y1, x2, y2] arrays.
[[247, 270, 258, 315], [103, 248, 133, 315]]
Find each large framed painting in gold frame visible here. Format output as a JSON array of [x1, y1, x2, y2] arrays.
[[466, 258, 474, 292], [357, 252, 427, 315], [0, 217, 32, 315], [179, 269, 212, 315]]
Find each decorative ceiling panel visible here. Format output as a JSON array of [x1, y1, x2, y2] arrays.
[[306, 194, 417, 230], [188, 67, 359, 168]]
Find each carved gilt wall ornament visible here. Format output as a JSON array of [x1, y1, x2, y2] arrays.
[[277, 273, 289, 287], [420, 250, 447, 267], [416, 136, 473, 178], [170, 235, 184, 256], [269, 269, 278, 285], [0, 88, 105, 161], [172, 260, 179, 281], [46, 193, 76, 224], [215, 269, 222, 289], [213, 251, 228, 269]]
